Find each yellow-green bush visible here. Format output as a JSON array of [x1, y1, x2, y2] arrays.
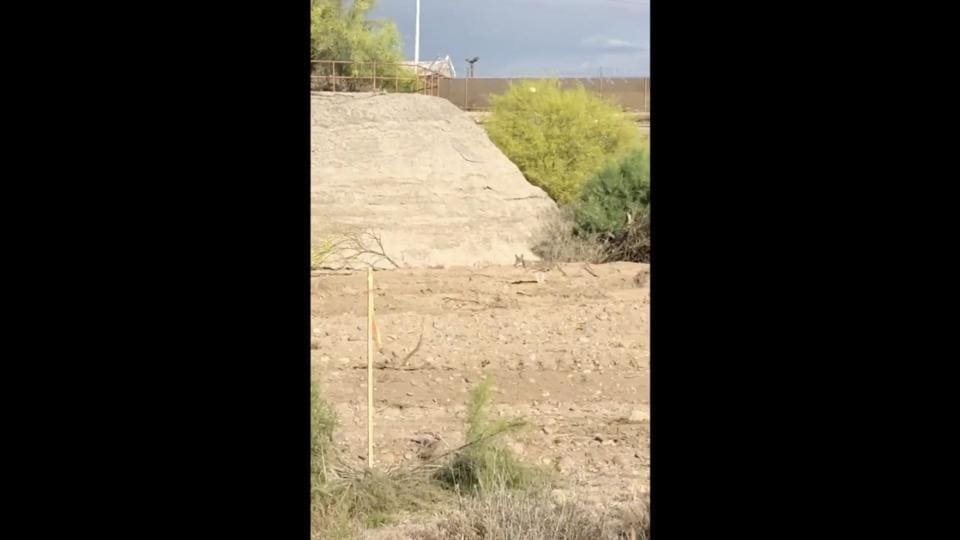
[[485, 79, 638, 204]]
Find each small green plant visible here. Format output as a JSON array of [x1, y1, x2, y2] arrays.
[[310, 383, 349, 539], [311, 383, 337, 489], [435, 375, 545, 495], [485, 79, 639, 204], [311, 241, 334, 271]]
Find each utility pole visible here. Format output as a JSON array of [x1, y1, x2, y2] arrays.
[[414, 0, 421, 75]]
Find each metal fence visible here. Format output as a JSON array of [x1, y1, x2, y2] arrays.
[[439, 77, 651, 112], [310, 60, 443, 96], [309, 61, 650, 112]]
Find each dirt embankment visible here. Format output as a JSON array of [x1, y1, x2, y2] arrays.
[[312, 92, 558, 269]]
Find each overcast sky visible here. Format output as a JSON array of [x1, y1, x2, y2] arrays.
[[369, 0, 649, 78]]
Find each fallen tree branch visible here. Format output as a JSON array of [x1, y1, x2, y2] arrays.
[[313, 230, 401, 270], [398, 319, 425, 365]]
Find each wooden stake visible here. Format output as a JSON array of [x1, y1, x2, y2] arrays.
[[366, 267, 375, 469]]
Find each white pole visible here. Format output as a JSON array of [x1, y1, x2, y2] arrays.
[[366, 268, 374, 469], [414, 0, 421, 73]]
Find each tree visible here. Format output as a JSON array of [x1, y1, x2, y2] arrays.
[[310, 0, 404, 78]]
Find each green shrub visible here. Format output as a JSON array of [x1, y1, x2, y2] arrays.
[[573, 148, 651, 262], [575, 148, 650, 236], [485, 79, 638, 204]]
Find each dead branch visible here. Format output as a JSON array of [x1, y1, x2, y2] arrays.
[[313, 230, 401, 271], [398, 319, 425, 365], [399, 419, 528, 476], [442, 296, 488, 304]]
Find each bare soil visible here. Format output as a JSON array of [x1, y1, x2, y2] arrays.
[[312, 261, 650, 518]]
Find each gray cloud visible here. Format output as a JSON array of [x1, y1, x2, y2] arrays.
[[371, 0, 649, 76]]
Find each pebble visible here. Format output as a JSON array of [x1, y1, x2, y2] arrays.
[[556, 456, 576, 473]]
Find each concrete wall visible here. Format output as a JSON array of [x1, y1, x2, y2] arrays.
[[438, 77, 650, 112]]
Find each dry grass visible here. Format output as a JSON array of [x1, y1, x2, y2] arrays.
[[413, 490, 650, 540], [532, 204, 650, 264], [531, 206, 609, 264], [313, 467, 448, 535], [603, 206, 651, 263]]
